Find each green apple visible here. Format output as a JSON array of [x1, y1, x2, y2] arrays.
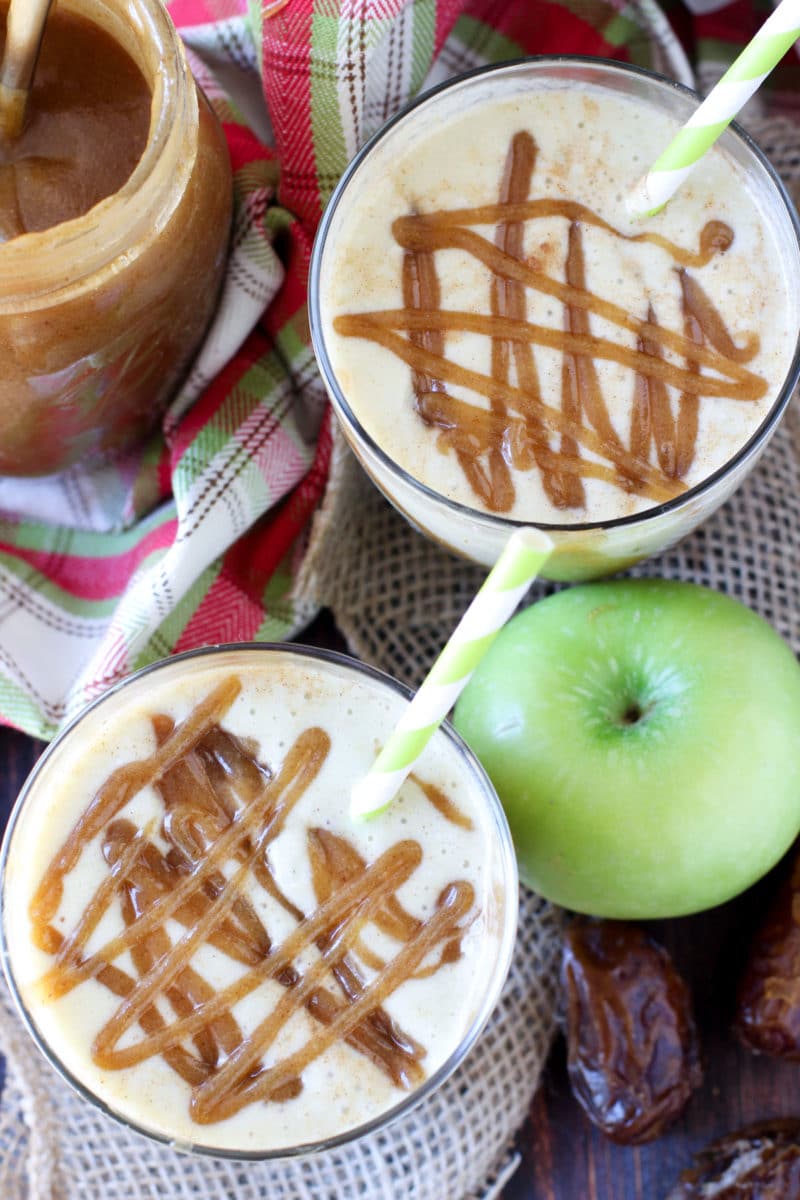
[[453, 579, 800, 918]]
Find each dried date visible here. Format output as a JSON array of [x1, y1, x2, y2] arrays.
[[666, 1120, 800, 1199], [736, 845, 800, 1059], [562, 918, 702, 1144]]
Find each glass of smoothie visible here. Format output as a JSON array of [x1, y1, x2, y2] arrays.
[[310, 58, 800, 581], [0, 0, 232, 475], [0, 644, 517, 1158]]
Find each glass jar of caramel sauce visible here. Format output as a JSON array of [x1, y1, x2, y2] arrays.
[[0, 0, 233, 476]]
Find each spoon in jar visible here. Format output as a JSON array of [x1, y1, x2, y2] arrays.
[[0, 0, 54, 140]]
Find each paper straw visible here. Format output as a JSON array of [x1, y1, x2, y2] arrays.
[[350, 528, 553, 820], [629, 0, 800, 218]]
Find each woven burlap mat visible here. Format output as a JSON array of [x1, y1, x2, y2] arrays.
[[0, 116, 798, 1200]]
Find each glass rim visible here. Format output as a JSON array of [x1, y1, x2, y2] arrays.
[[309, 54, 800, 535], [0, 641, 519, 1161]]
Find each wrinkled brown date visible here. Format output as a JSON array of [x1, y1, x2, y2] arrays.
[[736, 846, 800, 1059], [562, 919, 702, 1144], [666, 1120, 800, 1199]]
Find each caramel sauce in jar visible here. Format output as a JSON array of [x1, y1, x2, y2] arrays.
[[0, 0, 233, 476]]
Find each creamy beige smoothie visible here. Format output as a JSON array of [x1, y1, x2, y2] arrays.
[[312, 61, 800, 574], [0, 647, 515, 1155]]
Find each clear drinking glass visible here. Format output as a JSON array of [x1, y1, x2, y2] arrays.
[[0, 644, 518, 1158], [309, 58, 800, 581]]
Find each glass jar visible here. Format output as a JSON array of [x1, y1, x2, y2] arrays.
[[0, 0, 233, 476]]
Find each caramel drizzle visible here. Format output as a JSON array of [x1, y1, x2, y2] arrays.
[[29, 677, 476, 1125], [413, 773, 474, 832], [333, 131, 767, 512]]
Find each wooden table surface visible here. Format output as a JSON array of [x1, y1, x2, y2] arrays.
[[1, 611, 798, 1199]]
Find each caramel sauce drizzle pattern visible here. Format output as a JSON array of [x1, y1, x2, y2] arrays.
[[28, 675, 476, 1124], [333, 131, 767, 512]]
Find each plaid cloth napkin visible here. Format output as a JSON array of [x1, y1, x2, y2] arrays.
[[0, 0, 795, 740]]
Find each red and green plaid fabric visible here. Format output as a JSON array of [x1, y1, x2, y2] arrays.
[[0, 0, 795, 739]]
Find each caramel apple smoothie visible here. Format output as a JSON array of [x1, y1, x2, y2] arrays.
[[0, 647, 515, 1154], [0, 0, 232, 476], [313, 61, 800, 576]]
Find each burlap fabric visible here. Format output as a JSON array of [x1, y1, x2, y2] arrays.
[[0, 116, 798, 1200]]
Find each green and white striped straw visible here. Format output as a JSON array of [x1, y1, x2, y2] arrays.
[[629, 0, 800, 218], [350, 528, 553, 820]]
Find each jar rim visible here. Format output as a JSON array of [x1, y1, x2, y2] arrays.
[[0, 0, 196, 307]]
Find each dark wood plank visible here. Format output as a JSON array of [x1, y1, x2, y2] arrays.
[[504, 857, 800, 1199], [0, 725, 45, 830]]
